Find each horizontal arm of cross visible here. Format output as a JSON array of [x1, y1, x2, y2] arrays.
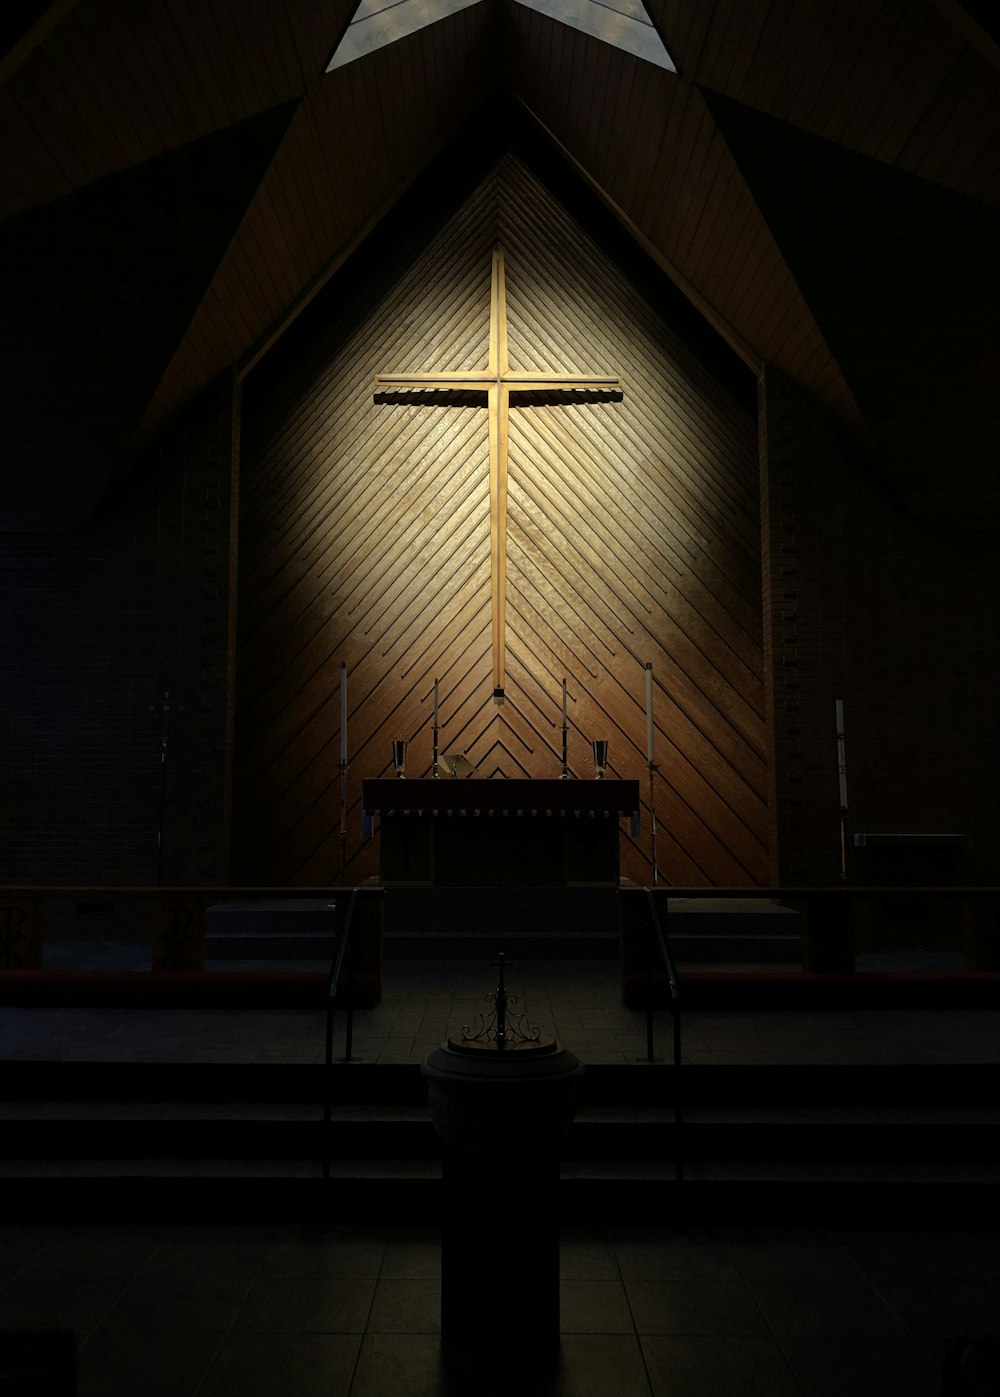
[[374, 372, 624, 391], [506, 373, 623, 392], [374, 372, 493, 389]]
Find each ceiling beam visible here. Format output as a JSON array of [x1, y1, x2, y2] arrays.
[[0, 0, 77, 88]]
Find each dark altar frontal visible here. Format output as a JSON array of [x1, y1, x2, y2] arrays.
[[362, 778, 640, 888]]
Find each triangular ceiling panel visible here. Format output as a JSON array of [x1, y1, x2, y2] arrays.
[[647, 0, 1000, 206], [138, 3, 499, 444], [0, 101, 297, 529], [706, 89, 1000, 515], [505, 23, 864, 428], [0, 0, 351, 223]]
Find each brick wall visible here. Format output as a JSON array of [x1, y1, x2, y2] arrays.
[[760, 365, 999, 885], [0, 377, 238, 887]]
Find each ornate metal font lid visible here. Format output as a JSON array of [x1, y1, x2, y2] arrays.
[[447, 953, 557, 1055]]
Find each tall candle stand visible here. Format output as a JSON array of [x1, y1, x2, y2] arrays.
[[645, 662, 659, 885], [647, 759, 659, 886], [339, 758, 348, 878], [836, 698, 848, 883], [339, 660, 348, 879], [560, 678, 569, 779]]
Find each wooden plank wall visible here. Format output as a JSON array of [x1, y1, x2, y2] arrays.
[[234, 156, 769, 886]]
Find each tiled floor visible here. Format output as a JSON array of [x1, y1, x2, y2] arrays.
[[5, 952, 999, 1392], [8, 954, 1000, 1066], [1, 1219, 997, 1395]]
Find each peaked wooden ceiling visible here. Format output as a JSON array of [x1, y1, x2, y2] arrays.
[[2, 0, 998, 526]]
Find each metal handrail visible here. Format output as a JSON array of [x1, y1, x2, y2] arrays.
[[323, 888, 359, 1183], [642, 887, 683, 1183]]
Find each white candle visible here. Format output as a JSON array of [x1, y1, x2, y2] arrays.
[[434, 678, 439, 727], [340, 661, 347, 765], [562, 678, 567, 727], [645, 663, 654, 764]]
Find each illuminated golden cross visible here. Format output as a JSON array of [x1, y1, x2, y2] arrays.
[[375, 248, 623, 703]]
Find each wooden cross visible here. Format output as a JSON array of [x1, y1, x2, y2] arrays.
[[374, 248, 623, 703]]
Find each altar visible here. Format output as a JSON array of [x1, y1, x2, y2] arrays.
[[362, 778, 640, 888]]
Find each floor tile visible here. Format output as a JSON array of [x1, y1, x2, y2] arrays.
[[0, 1226, 59, 1283], [559, 1229, 618, 1280], [747, 1277, 908, 1337], [100, 1272, 255, 1335], [838, 1228, 984, 1287], [642, 1333, 804, 1397], [555, 1334, 652, 1395], [949, 1230, 1000, 1281], [380, 1233, 441, 1279], [878, 1279, 1000, 1352], [349, 1333, 455, 1397], [367, 1278, 441, 1332], [0, 1275, 128, 1342], [143, 1222, 287, 1265], [233, 1270, 376, 1333], [351, 1332, 563, 1397], [198, 1331, 361, 1397], [559, 1279, 634, 1333], [626, 1278, 768, 1336], [78, 1326, 225, 1397], [12, 1225, 160, 1282], [262, 1226, 386, 1277], [780, 1334, 941, 1397], [721, 1227, 858, 1285], [613, 1226, 739, 1284]]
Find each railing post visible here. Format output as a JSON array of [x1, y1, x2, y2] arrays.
[[344, 920, 358, 1062], [673, 1004, 683, 1184], [323, 1000, 333, 1183], [644, 907, 656, 1062]]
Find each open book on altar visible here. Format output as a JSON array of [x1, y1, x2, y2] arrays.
[[439, 753, 477, 777]]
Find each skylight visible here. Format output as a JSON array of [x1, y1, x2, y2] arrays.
[[327, 0, 675, 72], [514, 0, 675, 70], [328, 0, 482, 70]]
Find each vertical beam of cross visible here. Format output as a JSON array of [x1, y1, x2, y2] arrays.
[[374, 249, 623, 704]]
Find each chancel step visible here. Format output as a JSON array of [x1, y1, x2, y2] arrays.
[[204, 899, 338, 962], [3, 1062, 997, 1224], [384, 930, 617, 960], [382, 891, 801, 964], [666, 897, 801, 965], [383, 885, 620, 943]]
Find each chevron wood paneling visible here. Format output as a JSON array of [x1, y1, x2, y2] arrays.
[[234, 156, 769, 886]]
